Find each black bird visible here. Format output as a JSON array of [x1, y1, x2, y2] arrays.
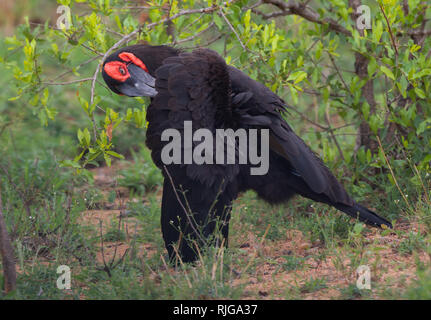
[[102, 45, 392, 263]]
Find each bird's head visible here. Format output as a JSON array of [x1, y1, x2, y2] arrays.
[[102, 44, 178, 97]]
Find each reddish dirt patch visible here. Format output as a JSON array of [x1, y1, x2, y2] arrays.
[[229, 224, 429, 299]]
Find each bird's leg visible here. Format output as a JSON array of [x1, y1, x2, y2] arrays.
[[160, 175, 233, 263]]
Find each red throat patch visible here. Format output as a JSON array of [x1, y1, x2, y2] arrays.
[[118, 52, 149, 73], [104, 61, 130, 82]]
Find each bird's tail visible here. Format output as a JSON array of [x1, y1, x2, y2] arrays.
[[335, 202, 392, 229]]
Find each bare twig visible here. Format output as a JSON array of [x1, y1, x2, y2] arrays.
[[285, 105, 328, 131], [171, 22, 216, 45], [181, 33, 223, 50], [42, 78, 94, 86], [219, 8, 248, 52], [378, 2, 398, 56], [253, 0, 351, 36], [36, 55, 100, 94], [108, 188, 127, 269], [98, 220, 111, 277], [327, 51, 351, 95], [325, 105, 345, 161], [80, 43, 105, 57], [0, 190, 17, 294]]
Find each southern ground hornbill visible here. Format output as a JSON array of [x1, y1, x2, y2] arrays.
[[102, 45, 392, 263]]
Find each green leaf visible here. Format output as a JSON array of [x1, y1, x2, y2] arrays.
[[104, 153, 112, 167], [362, 102, 370, 120], [83, 128, 91, 146], [59, 160, 82, 169], [417, 119, 431, 135], [414, 87, 426, 99], [77, 128, 84, 144], [243, 9, 251, 32], [213, 13, 224, 30], [411, 68, 431, 80], [287, 71, 307, 84], [41, 88, 49, 106], [106, 151, 125, 159], [367, 58, 378, 77], [353, 223, 365, 235], [380, 65, 395, 80], [373, 21, 383, 43]]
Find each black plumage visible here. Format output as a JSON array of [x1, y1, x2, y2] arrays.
[[102, 45, 392, 263]]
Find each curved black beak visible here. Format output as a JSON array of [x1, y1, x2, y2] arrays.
[[117, 64, 158, 97]]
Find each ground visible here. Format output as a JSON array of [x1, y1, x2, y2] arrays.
[[59, 161, 429, 300]]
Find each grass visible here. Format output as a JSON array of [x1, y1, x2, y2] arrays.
[[300, 277, 328, 293]]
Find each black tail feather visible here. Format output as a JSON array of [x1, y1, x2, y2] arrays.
[[335, 202, 392, 229]]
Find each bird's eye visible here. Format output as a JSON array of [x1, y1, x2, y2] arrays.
[[104, 61, 129, 82]]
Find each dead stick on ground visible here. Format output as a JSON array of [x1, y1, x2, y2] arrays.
[[0, 190, 17, 294]]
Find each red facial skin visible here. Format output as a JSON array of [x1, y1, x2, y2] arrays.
[[104, 60, 130, 82], [103, 52, 149, 83], [118, 52, 149, 73]]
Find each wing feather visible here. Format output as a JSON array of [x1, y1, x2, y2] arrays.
[[146, 49, 239, 190], [227, 66, 353, 206]]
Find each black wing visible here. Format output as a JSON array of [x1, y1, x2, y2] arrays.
[[268, 120, 353, 206], [227, 66, 353, 206], [146, 48, 239, 190]]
